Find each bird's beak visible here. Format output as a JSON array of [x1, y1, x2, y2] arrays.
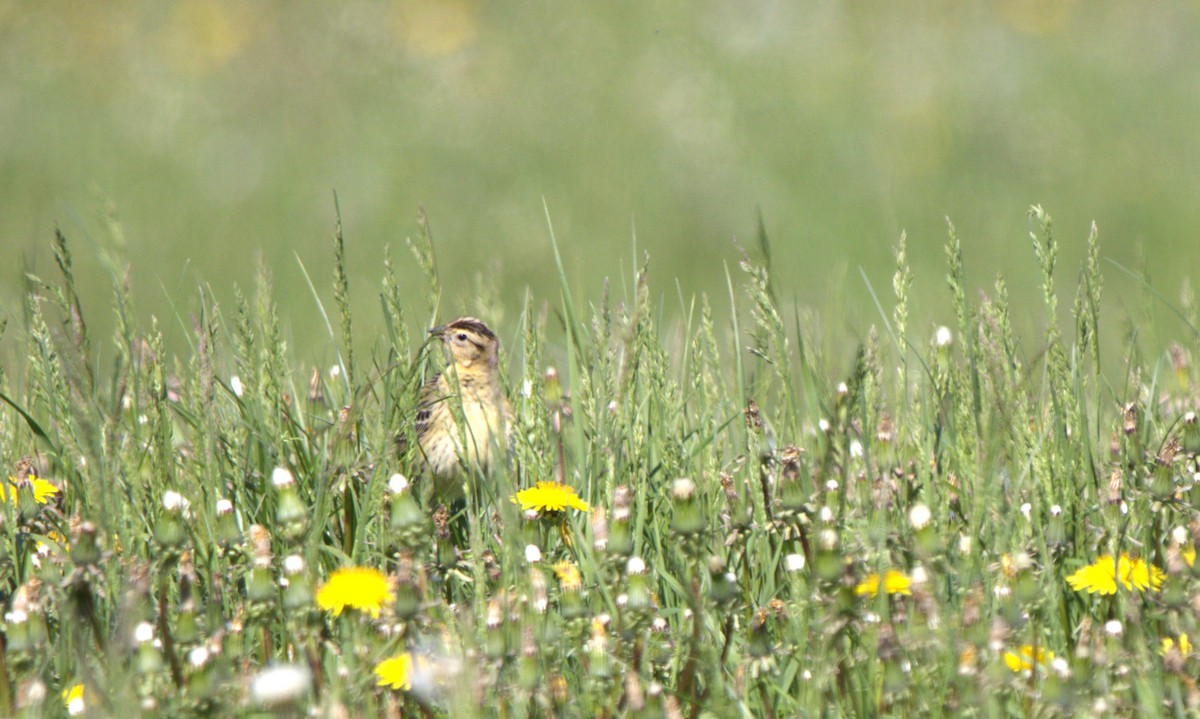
[[428, 324, 448, 338]]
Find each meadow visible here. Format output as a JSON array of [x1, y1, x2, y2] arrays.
[[2, 204, 1199, 718]]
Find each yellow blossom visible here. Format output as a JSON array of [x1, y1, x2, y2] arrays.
[[2, 475, 60, 505], [1183, 545, 1196, 568], [855, 569, 912, 597], [1066, 554, 1165, 595], [512, 482, 590, 514], [1003, 645, 1054, 672], [553, 560, 582, 591], [375, 652, 414, 691], [316, 567, 394, 618], [1162, 633, 1192, 657], [62, 683, 84, 714]]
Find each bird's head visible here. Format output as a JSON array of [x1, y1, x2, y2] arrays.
[[429, 317, 499, 371]]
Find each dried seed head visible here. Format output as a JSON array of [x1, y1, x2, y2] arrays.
[[1123, 403, 1138, 435], [876, 413, 895, 444], [591, 506, 608, 550], [744, 400, 763, 430], [433, 505, 451, 539]]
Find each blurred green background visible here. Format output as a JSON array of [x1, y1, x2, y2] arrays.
[[3, 0, 1199, 361]]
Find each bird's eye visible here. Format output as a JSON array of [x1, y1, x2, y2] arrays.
[[456, 333, 468, 341]]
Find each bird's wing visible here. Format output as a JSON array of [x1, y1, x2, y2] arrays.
[[396, 373, 447, 456], [413, 374, 446, 440]]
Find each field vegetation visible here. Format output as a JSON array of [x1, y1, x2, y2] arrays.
[[2, 206, 1199, 717]]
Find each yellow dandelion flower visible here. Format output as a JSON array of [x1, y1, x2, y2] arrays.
[[1183, 545, 1195, 568], [62, 683, 84, 714], [2, 475, 60, 505], [512, 482, 590, 514], [855, 569, 912, 597], [553, 560, 582, 591], [1066, 553, 1166, 595], [1003, 645, 1054, 672], [316, 567, 394, 618], [375, 652, 414, 691], [1162, 633, 1192, 657]]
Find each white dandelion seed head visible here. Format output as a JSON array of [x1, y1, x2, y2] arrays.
[[651, 617, 668, 632], [137, 414, 148, 425], [161, 490, 187, 512], [328, 364, 341, 379], [1105, 620, 1123, 637], [849, 440, 863, 458], [818, 529, 838, 550], [1019, 503, 1032, 521], [993, 584, 1011, 599], [1014, 552, 1033, 571], [271, 467, 295, 488], [189, 646, 210, 668], [230, 375, 244, 397], [216, 498, 233, 515], [958, 534, 972, 555], [250, 664, 312, 707], [134, 621, 156, 644], [837, 382, 849, 396], [1173, 526, 1189, 545], [935, 326, 953, 348], [67, 692, 85, 716], [671, 477, 696, 500], [863, 612, 880, 624], [911, 565, 929, 585], [283, 555, 305, 575], [1119, 501, 1128, 515], [626, 556, 646, 575], [5, 610, 27, 625], [909, 503, 932, 530], [818, 418, 831, 433], [1050, 657, 1070, 678], [825, 479, 839, 492], [818, 506, 834, 523], [1049, 504, 1062, 516], [802, 669, 812, 681], [524, 545, 542, 564], [388, 474, 409, 494], [785, 553, 806, 573], [616, 594, 628, 609]]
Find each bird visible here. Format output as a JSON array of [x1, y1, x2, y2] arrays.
[[403, 317, 512, 500]]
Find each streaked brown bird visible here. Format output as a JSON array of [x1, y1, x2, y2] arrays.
[[405, 317, 512, 499]]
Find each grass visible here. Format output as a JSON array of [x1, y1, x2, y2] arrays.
[[2, 204, 1200, 717]]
